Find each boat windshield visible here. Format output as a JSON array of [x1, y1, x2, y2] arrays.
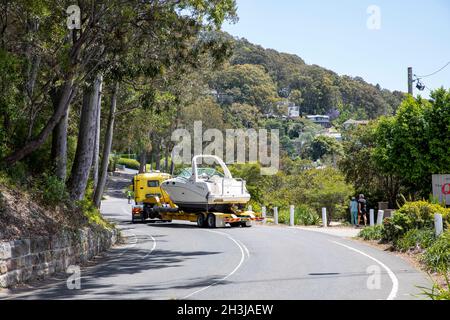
[[177, 167, 224, 180]]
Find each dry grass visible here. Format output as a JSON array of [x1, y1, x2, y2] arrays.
[[0, 184, 89, 241]]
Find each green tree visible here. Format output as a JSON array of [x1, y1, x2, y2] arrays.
[[307, 135, 342, 161], [373, 96, 431, 197], [339, 122, 402, 208], [212, 64, 279, 113]]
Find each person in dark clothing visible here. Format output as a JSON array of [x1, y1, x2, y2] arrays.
[[358, 194, 368, 226]]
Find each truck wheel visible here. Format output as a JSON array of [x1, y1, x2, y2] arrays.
[[197, 214, 206, 228], [207, 214, 216, 229], [241, 221, 252, 228]]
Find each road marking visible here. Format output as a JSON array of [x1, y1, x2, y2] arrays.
[[141, 234, 157, 260], [331, 241, 399, 300], [237, 239, 250, 259], [182, 230, 247, 299]]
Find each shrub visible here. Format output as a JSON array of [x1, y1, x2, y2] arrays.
[[108, 154, 121, 172], [117, 158, 140, 170], [396, 228, 436, 252], [382, 211, 412, 242], [421, 230, 450, 274], [278, 205, 320, 226], [5, 162, 28, 186], [419, 275, 450, 300], [41, 174, 68, 205], [295, 205, 321, 226], [382, 201, 450, 243], [397, 201, 449, 229], [358, 225, 384, 241]]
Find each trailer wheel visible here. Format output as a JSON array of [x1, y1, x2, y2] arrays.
[[197, 214, 206, 228], [206, 214, 216, 229]]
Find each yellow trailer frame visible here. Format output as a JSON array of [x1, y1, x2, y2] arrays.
[[132, 205, 264, 228], [129, 171, 263, 228]]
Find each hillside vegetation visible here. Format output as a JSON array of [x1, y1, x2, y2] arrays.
[[210, 36, 405, 120]]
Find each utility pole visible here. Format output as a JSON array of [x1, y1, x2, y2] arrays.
[[408, 67, 413, 96]]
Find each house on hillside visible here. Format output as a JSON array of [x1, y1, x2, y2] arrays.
[[343, 119, 370, 130], [321, 129, 342, 142], [306, 115, 332, 128], [287, 105, 300, 118]]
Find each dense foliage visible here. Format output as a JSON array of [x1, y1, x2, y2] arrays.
[[213, 36, 405, 119], [340, 88, 450, 207]]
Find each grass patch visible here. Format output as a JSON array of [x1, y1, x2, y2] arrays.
[[421, 230, 450, 274], [278, 205, 320, 226], [358, 225, 384, 241], [396, 228, 436, 252]]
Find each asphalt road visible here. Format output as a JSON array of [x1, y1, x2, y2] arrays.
[[0, 172, 432, 300]]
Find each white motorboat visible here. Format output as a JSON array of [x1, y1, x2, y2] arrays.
[[161, 155, 251, 212]]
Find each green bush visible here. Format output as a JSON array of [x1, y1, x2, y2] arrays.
[[382, 211, 412, 242], [117, 158, 140, 170], [108, 154, 121, 172], [296, 205, 321, 226], [41, 174, 68, 205], [382, 201, 450, 243], [278, 205, 320, 226], [358, 225, 384, 241], [398, 201, 449, 229], [5, 162, 28, 186], [421, 230, 450, 274], [396, 229, 436, 252]]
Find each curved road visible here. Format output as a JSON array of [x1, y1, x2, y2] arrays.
[[1, 173, 431, 300]]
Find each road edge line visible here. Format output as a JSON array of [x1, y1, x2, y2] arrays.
[[331, 240, 399, 300], [182, 230, 246, 299]]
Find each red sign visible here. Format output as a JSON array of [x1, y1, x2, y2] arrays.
[[442, 184, 450, 195]]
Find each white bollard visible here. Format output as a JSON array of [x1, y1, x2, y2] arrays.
[[377, 210, 384, 225], [274, 207, 279, 225], [248, 205, 252, 212], [262, 206, 267, 223], [290, 205, 295, 226], [370, 209, 375, 227], [434, 214, 444, 236], [322, 208, 327, 228]]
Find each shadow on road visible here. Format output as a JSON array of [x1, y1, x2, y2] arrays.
[[10, 242, 224, 299]]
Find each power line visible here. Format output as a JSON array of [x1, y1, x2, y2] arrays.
[[415, 61, 450, 78]]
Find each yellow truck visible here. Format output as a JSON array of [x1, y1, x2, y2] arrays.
[[129, 171, 263, 228]]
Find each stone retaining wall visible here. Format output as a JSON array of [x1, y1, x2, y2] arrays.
[[0, 227, 118, 288]]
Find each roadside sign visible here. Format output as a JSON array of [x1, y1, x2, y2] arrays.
[[432, 175, 450, 205]]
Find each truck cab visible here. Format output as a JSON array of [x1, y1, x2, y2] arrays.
[[130, 172, 174, 222]]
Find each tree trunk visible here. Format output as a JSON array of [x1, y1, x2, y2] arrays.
[[2, 76, 76, 166], [91, 75, 103, 191], [24, 18, 41, 141], [169, 147, 175, 175], [139, 151, 147, 174], [164, 146, 169, 173], [94, 82, 119, 208], [155, 140, 161, 171], [51, 106, 70, 181], [67, 76, 102, 201], [149, 151, 153, 171], [51, 85, 70, 181]]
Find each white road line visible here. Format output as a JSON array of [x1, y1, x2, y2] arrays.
[[119, 205, 157, 259], [331, 241, 399, 300], [238, 239, 250, 259], [182, 230, 247, 299], [141, 234, 157, 260]]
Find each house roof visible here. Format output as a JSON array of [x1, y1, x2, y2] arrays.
[[343, 119, 370, 125]]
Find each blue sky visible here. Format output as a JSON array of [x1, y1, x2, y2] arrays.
[[223, 0, 450, 98]]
